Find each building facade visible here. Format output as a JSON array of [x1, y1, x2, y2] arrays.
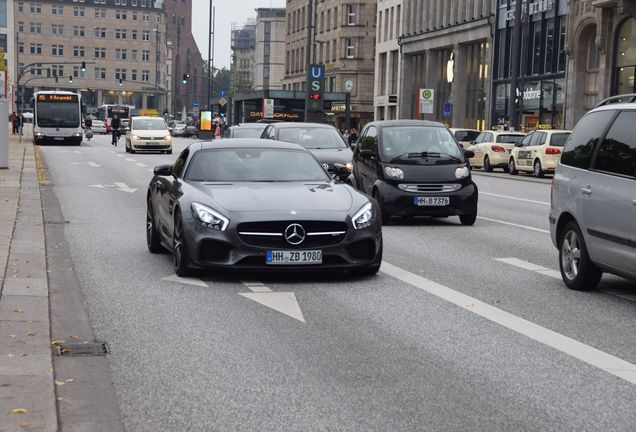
[[374, 0, 402, 120], [283, 0, 377, 129], [165, 0, 205, 115], [14, 0, 169, 113], [254, 8, 286, 90], [564, 0, 636, 128], [1, 0, 15, 103], [399, 0, 494, 130], [231, 19, 256, 93]]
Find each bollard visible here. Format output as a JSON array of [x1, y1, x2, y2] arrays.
[[0, 100, 8, 169]]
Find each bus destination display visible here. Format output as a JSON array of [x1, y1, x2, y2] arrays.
[[38, 94, 79, 103]]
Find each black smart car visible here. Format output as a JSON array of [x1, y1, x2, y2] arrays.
[[349, 120, 478, 225]]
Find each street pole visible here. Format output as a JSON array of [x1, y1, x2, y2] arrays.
[[207, 1, 215, 111], [508, 0, 523, 131], [155, 24, 159, 113], [303, 0, 314, 121]]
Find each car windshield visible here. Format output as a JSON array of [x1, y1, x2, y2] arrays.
[[185, 148, 330, 182], [380, 126, 463, 165], [496, 134, 524, 144], [132, 118, 167, 130], [549, 133, 570, 147], [278, 127, 347, 149], [454, 130, 480, 142], [233, 127, 267, 138]]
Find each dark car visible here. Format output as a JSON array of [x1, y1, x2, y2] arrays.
[[183, 125, 199, 138], [222, 123, 268, 139], [349, 120, 478, 225], [147, 139, 383, 276], [260, 123, 353, 181]]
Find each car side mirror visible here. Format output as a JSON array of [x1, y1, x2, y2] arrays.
[[515, 142, 523, 147], [464, 150, 475, 159], [154, 164, 173, 176], [359, 149, 375, 159]]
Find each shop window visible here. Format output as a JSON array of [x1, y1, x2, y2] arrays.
[[614, 18, 636, 95], [544, 19, 555, 74], [557, 19, 566, 72], [585, 29, 600, 109]]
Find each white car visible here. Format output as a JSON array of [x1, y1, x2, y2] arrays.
[[467, 131, 526, 172], [509, 129, 571, 177], [90, 120, 107, 134], [125, 116, 172, 154], [449, 128, 481, 150], [171, 123, 187, 136]]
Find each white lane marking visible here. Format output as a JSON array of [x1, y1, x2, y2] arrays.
[[87, 161, 101, 167], [161, 275, 208, 288], [381, 262, 636, 385], [136, 163, 148, 167], [113, 182, 137, 194], [495, 257, 561, 279], [477, 216, 550, 234], [481, 192, 549, 206], [125, 158, 136, 162], [89, 184, 105, 189], [116, 154, 125, 158], [239, 281, 305, 322]]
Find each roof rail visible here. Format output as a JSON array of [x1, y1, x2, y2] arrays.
[[595, 94, 636, 107]]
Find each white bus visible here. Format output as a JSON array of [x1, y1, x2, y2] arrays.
[[33, 91, 83, 145], [97, 104, 134, 131]]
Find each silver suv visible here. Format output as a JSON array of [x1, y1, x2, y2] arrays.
[[550, 94, 636, 290]]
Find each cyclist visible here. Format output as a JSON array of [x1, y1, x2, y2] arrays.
[[84, 116, 93, 141], [111, 114, 121, 146]]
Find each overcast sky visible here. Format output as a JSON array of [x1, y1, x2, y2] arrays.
[[191, 0, 286, 70]]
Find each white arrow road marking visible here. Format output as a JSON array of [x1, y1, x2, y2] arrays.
[[381, 261, 636, 385], [240, 281, 305, 323], [113, 182, 137, 194], [87, 161, 101, 167], [161, 275, 209, 288]]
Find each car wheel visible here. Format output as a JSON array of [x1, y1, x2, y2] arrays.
[[373, 190, 391, 226], [559, 221, 602, 291], [173, 211, 193, 277], [534, 160, 544, 178], [349, 244, 382, 277], [125, 141, 130, 153], [509, 158, 518, 175], [130, 146, 136, 154], [146, 197, 164, 253], [483, 155, 493, 172], [459, 212, 477, 226]]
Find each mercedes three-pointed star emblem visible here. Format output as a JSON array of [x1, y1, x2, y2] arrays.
[[284, 223, 306, 245]]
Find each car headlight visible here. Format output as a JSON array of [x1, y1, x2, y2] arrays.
[[191, 202, 229, 231], [455, 167, 470, 179], [72, 132, 82, 137], [345, 162, 353, 171], [384, 166, 404, 179], [352, 202, 374, 229], [34, 132, 44, 137], [164, 135, 171, 140], [132, 135, 140, 140]]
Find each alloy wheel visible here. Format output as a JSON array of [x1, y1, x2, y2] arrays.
[[561, 230, 581, 281]]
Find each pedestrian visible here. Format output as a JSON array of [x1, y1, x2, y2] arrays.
[[214, 122, 222, 138], [348, 128, 358, 146], [111, 114, 121, 146]]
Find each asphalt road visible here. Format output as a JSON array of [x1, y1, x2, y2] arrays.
[[38, 134, 636, 431]]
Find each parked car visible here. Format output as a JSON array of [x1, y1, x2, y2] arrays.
[[171, 123, 187, 136], [125, 116, 172, 154], [147, 140, 383, 276], [508, 129, 571, 177], [467, 131, 526, 172], [184, 125, 199, 138], [90, 120, 107, 134], [449, 128, 481, 150], [349, 120, 478, 225], [260, 122, 353, 181], [550, 94, 636, 291], [223, 123, 268, 138]]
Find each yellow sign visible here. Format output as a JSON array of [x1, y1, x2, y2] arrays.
[[140, 109, 159, 116], [0, 49, 6, 72]]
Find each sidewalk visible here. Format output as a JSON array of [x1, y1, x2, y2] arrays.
[[0, 134, 58, 431]]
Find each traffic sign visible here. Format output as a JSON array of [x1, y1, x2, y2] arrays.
[[305, 64, 325, 122], [443, 102, 452, 118], [193, 99, 200, 108], [219, 90, 227, 98], [218, 97, 227, 106]]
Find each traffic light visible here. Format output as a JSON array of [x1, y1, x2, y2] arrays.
[[81, 61, 86, 72], [219, 104, 226, 117], [182, 73, 190, 84], [69, 76, 73, 83]]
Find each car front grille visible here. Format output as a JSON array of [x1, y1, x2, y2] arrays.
[[138, 136, 164, 140], [238, 221, 348, 249], [397, 183, 461, 193]]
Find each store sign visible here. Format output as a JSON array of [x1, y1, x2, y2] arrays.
[[523, 87, 543, 101], [419, 88, 434, 114], [250, 111, 300, 120], [505, 0, 554, 21], [331, 103, 347, 112]]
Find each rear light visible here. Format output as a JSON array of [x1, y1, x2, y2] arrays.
[[546, 147, 561, 155], [491, 145, 506, 152]]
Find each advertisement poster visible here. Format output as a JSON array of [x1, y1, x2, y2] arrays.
[[263, 99, 274, 118], [199, 110, 212, 132]]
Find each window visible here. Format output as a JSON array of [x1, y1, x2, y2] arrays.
[[132, 30, 138, 40], [346, 38, 355, 59], [30, 23, 42, 34], [115, 29, 127, 39], [132, 49, 138, 60], [142, 50, 150, 61], [30, 43, 42, 55], [95, 27, 106, 38], [131, 69, 137, 81], [94, 47, 106, 58], [73, 46, 85, 57], [143, 12, 149, 22], [115, 48, 127, 60], [116, 9, 127, 19], [180, 15, 185, 25], [142, 70, 149, 82], [141, 0, 147, 6], [73, 66, 86, 79], [18, 22, 24, 33], [132, 11, 138, 20], [73, 6, 85, 16], [263, 66, 270, 79], [18, 42, 24, 54], [142, 30, 150, 41], [561, 110, 616, 169], [52, 45, 64, 56], [360, 127, 378, 152], [52, 5, 64, 15], [172, 14, 176, 24], [94, 67, 107, 79], [51, 24, 63, 35], [18, 2, 23, 12], [593, 111, 636, 178], [115, 69, 127, 80], [95, 8, 106, 18], [30, 3, 42, 13], [346, 5, 356, 26], [132, 0, 137, 6], [51, 65, 64, 77], [156, 15, 161, 24], [73, 26, 85, 37]]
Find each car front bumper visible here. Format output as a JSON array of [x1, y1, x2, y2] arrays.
[[130, 138, 172, 151], [33, 134, 82, 145], [377, 181, 478, 218]]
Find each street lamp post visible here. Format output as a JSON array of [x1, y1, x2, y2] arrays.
[[207, 0, 215, 111]]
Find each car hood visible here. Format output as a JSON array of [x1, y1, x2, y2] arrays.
[[307, 148, 353, 165], [132, 130, 169, 137], [191, 182, 354, 212]]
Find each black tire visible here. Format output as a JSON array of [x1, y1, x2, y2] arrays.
[[459, 212, 477, 226], [558, 221, 602, 291], [533, 160, 544, 178], [349, 244, 382, 276], [125, 142, 130, 153], [483, 155, 493, 172], [130, 146, 136, 154], [373, 190, 391, 226], [146, 198, 164, 253], [173, 211, 193, 277], [509, 158, 518, 175]]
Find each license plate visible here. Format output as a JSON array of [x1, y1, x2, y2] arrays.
[[266, 250, 322, 265], [413, 196, 450, 206], [54, 137, 64, 141]]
